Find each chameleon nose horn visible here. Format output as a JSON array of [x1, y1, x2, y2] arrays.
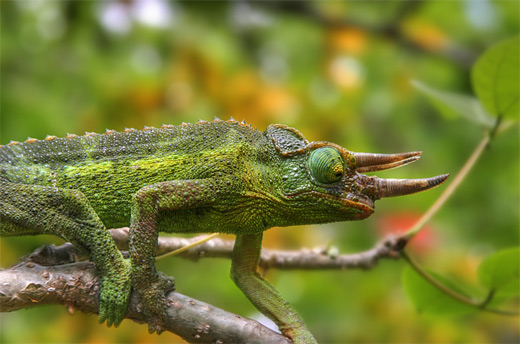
[[353, 151, 449, 197], [377, 174, 450, 198], [354, 151, 423, 172]]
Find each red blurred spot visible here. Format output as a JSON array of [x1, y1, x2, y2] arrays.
[[378, 213, 438, 254]]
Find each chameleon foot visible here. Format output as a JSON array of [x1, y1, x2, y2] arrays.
[[98, 259, 132, 327], [137, 272, 176, 334], [281, 323, 318, 344]]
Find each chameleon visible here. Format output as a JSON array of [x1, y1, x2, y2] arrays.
[[0, 118, 448, 343]]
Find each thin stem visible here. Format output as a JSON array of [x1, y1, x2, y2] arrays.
[[489, 115, 503, 140], [401, 250, 476, 304], [401, 250, 519, 316], [156, 233, 220, 260], [401, 118, 519, 316], [479, 289, 496, 308], [404, 134, 490, 239]]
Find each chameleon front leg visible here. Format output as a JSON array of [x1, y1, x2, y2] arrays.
[[129, 178, 223, 333], [231, 234, 318, 344], [0, 181, 131, 326]]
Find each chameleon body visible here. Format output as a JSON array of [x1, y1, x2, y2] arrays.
[[0, 119, 448, 343]]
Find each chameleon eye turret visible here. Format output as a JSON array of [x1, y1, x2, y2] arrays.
[[308, 147, 344, 184]]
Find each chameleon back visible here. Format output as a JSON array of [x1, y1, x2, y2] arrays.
[[0, 120, 269, 228]]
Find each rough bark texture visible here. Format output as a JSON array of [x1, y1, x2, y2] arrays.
[[0, 229, 404, 343], [0, 259, 290, 344]]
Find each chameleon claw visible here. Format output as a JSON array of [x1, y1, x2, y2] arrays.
[[98, 311, 107, 325]]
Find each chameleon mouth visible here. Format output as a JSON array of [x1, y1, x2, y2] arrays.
[[285, 190, 375, 218], [343, 194, 375, 219]]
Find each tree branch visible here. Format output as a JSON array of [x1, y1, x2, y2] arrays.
[[1, 229, 404, 343], [0, 259, 291, 344], [29, 228, 402, 270], [116, 228, 402, 270]]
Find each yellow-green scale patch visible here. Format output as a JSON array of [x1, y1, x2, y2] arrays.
[[57, 146, 251, 228]]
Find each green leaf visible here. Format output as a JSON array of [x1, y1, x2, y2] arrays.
[[402, 266, 476, 316], [412, 80, 495, 127], [472, 36, 520, 119], [478, 247, 520, 297]]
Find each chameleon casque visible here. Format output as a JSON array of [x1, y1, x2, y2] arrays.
[[0, 119, 448, 343]]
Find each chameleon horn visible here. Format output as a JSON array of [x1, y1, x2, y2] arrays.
[[354, 151, 422, 173], [377, 174, 449, 198]]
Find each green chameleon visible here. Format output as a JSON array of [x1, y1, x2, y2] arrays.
[[0, 119, 448, 343]]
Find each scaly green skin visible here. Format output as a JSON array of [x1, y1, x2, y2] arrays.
[[0, 119, 444, 343]]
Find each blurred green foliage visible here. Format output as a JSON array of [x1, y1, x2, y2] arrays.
[[478, 247, 520, 298], [1, 1, 518, 343], [472, 36, 520, 119]]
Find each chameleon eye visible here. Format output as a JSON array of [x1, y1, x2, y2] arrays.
[[308, 147, 344, 184]]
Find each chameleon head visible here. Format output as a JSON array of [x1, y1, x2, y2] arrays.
[[274, 146, 450, 226], [264, 124, 448, 226], [296, 144, 448, 222]]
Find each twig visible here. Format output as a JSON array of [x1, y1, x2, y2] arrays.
[[401, 251, 519, 316], [401, 119, 519, 316], [111, 228, 403, 270], [157, 233, 220, 259], [404, 133, 490, 239], [21, 228, 403, 271]]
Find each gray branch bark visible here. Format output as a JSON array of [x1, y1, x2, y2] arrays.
[[0, 259, 290, 344], [115, 227, 402, 270], [0, 228, 405, 343]]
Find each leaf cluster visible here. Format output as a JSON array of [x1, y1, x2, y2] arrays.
[[403, 37, 519, 316]]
